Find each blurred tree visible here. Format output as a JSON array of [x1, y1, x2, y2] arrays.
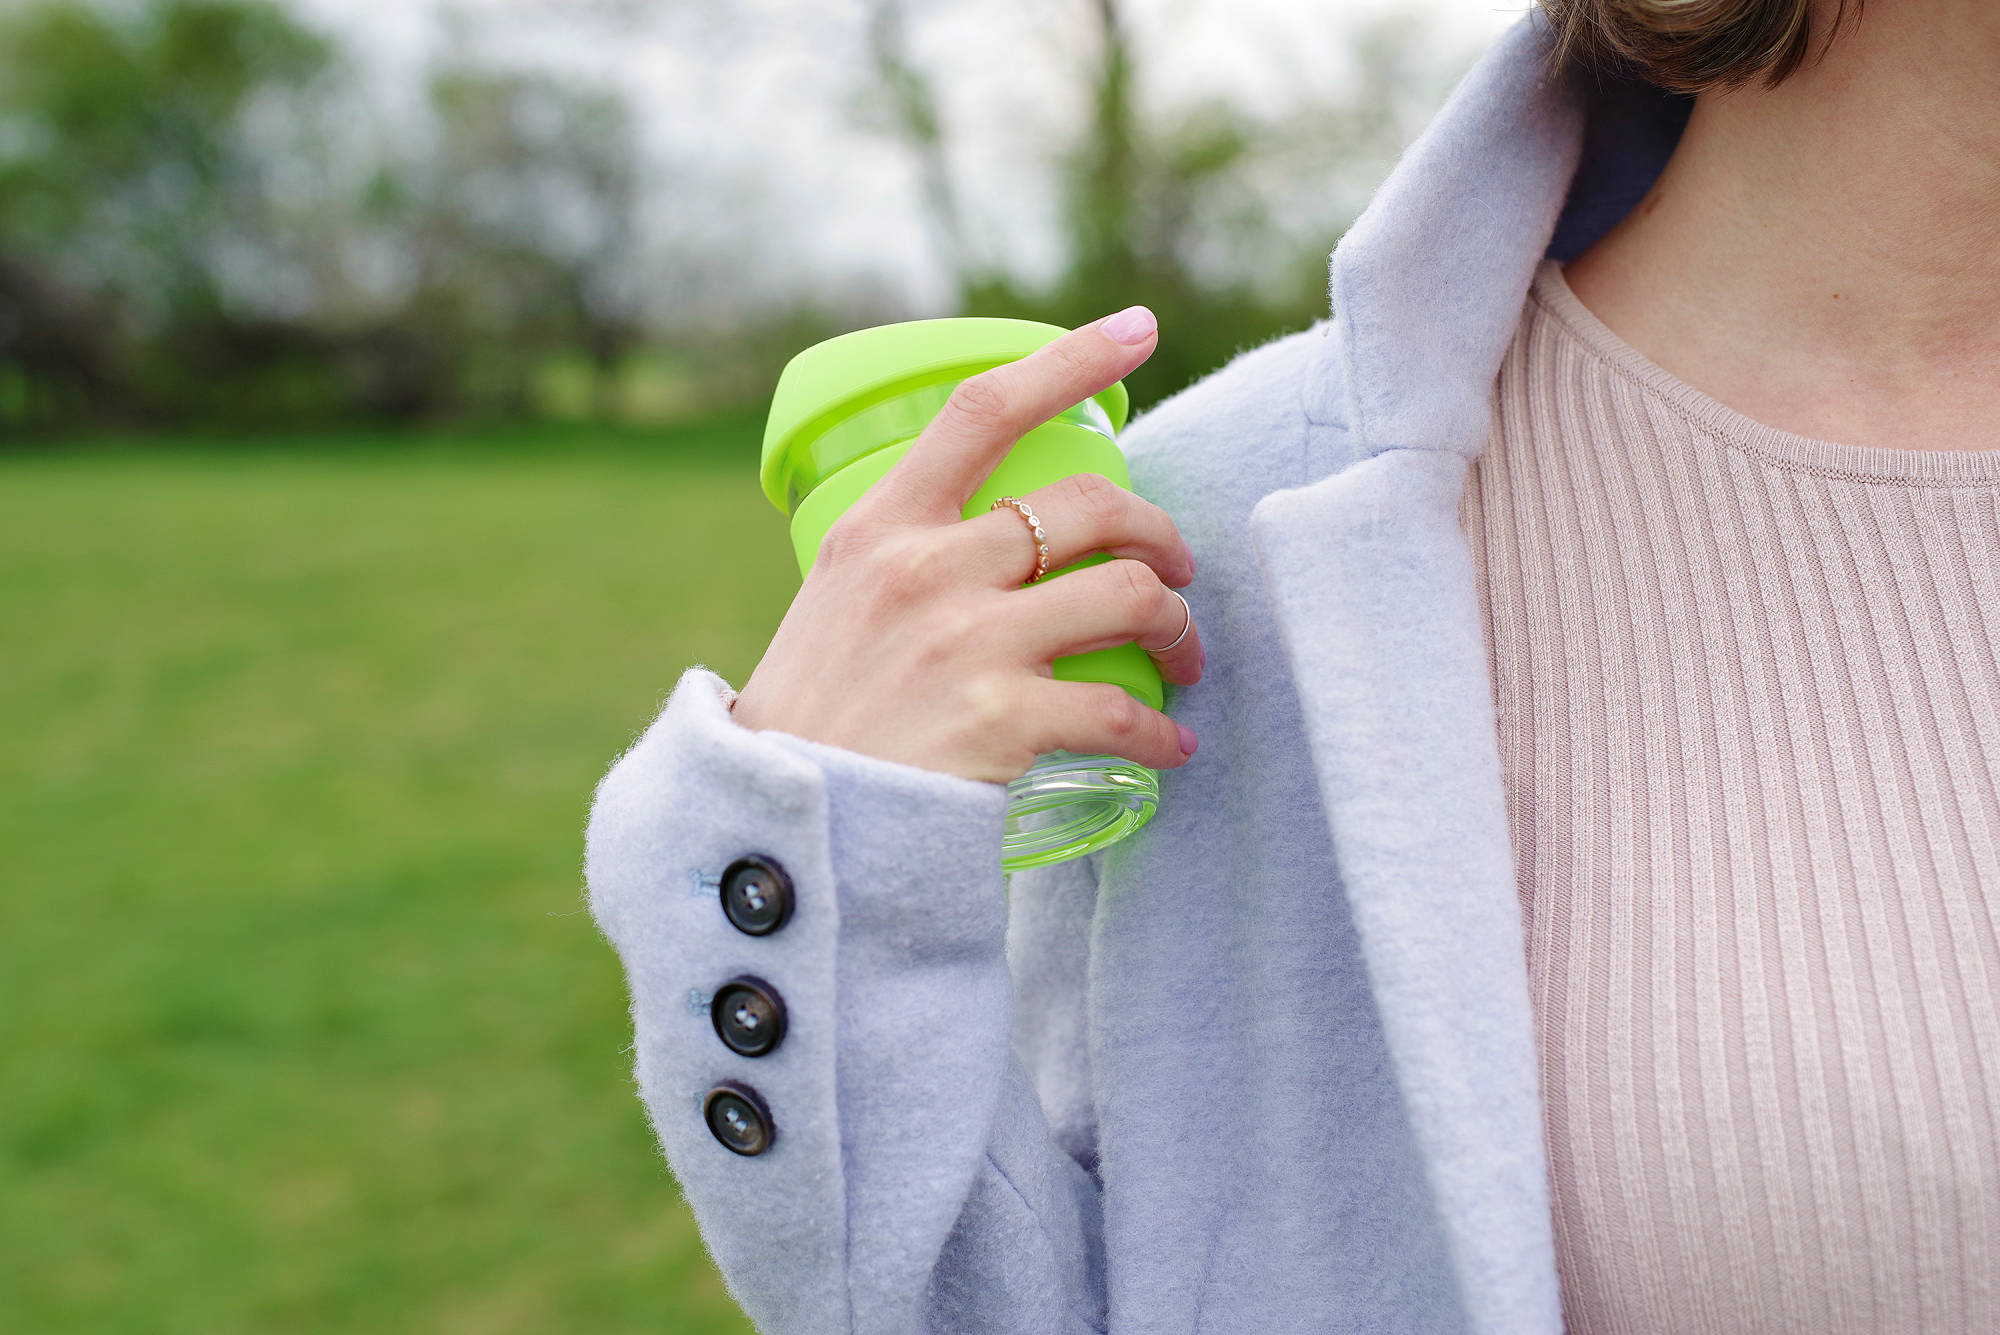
[[847, 0, 1461, 411], [941, 0, 1331, 408], [401, 61, 644, 420], [0, 0, 657, 432], [859, 0, 968, 301], [0, 0, 336, 426]]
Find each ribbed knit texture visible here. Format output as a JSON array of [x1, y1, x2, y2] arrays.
[[1459, 258, 2000, 1333]]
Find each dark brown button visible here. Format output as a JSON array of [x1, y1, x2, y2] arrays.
[[720, 855, 793, 936], [703, 1081, 774, 1156], [712, 976, 787, 1058]]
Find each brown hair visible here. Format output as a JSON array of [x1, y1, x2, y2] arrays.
[[1536, 0, 1863, 94]]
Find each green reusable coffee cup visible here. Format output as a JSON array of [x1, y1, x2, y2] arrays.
[[760, 317, 1164, 872]]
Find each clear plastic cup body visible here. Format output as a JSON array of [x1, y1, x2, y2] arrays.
[[1001, 750, 1158, 870]]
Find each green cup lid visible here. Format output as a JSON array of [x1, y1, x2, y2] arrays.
[[760, 317, 1131, 514]]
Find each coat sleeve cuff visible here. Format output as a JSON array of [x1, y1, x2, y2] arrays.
[[583, 663, 1014, 1333]]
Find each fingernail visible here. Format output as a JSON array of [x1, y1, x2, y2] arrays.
[[1176, 722, 1198, 756], [1101, 305, 1157, 345], [1183, 538, 1196, 577]]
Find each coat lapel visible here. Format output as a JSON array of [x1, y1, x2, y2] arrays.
[[1231, 11, 1622, 1331], [1240, 4, 1698, 1322], [1250, 449, 1558, 1334], [1135, 6, 1689, 1321]]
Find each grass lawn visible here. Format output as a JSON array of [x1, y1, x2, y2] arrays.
[[0, 430, 801, 1332]]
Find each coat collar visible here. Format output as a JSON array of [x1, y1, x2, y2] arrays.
[[1306, 12, 1692, 469], [1251, 14, 1688, 1331]]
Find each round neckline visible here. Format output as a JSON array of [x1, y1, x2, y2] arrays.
[[1530, 258, 2000, 486]]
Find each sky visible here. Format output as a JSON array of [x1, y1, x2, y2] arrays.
[[284, 0, 1534, 316]]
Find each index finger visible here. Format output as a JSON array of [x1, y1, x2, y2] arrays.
[[871, 306, 1159, 520]]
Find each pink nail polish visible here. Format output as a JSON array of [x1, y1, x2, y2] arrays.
[[1183, 538, 1196, 577], [1177, 722, 1198, 756], [1101, 305, 1157, 346]]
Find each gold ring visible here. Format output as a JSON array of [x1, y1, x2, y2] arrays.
[[1142, 588, 1192, 653], [990, 496, 1051, 583]]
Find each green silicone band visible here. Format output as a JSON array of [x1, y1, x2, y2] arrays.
[[787, 418, 1163, 714]]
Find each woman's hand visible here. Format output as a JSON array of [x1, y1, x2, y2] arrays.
[[729, 306, 1203, 784]]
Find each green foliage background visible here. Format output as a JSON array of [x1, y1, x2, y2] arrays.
[[0, 0, 1458, 436], [0, 425, 782, 1333]]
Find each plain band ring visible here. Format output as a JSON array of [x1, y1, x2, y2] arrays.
[[1142, 587, 1192, 653]]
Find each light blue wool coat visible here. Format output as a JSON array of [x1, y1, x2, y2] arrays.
[[585, 11, 1695, 1332]]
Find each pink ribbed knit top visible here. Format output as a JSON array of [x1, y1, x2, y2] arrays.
[[1459, 258, 2000, 1333]]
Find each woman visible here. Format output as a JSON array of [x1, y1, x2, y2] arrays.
[[585, 1, 2000, 1329]]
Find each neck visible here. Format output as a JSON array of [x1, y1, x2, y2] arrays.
[[1562, 0, 2000, 452]]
